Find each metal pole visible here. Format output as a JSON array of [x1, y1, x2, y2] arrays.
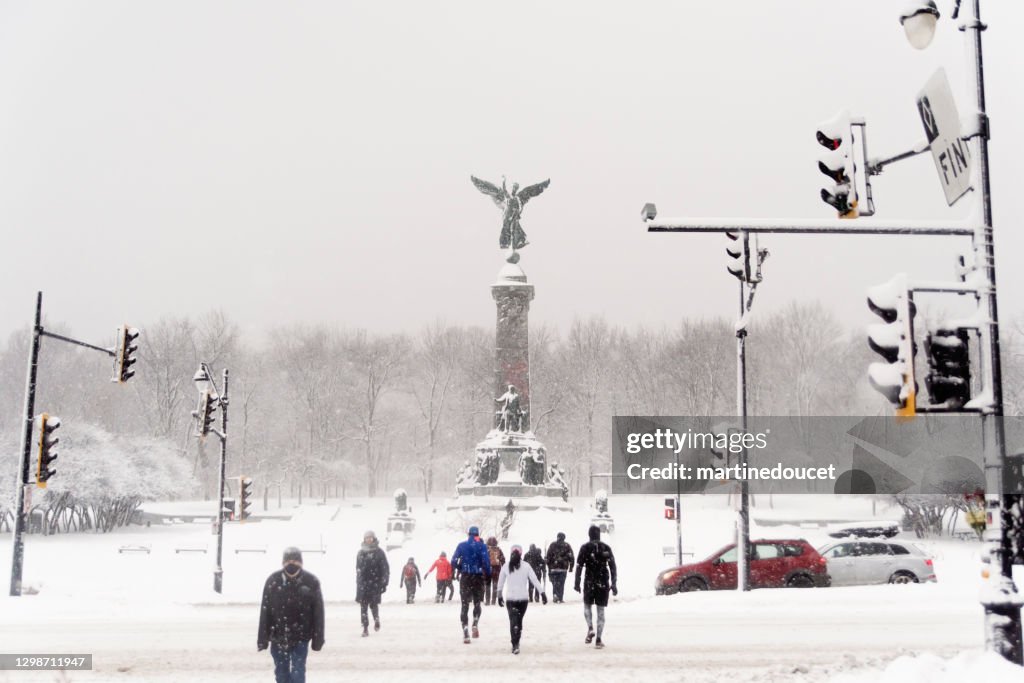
[[737, 279, 751, 592], [9, 292, 43, 597], [675, 451, 682, 566], [214, 368, 229, 594], [966, 0, 1023, 663]]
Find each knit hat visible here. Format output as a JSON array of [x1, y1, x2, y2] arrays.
[[468, 525, 479, 536], [440, 551, 447, 557], [282, 546, 303, 563], [588, 525, 601, 541], [511, 544, 523, 554], [556, 532, 566, 541]]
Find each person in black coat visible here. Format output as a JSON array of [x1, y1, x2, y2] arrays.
[[545, 532, 574, 603], [356, 530, 390, 637], [258, 547, 325, 683], [523, 544, 546, 602], [574, 525, 617, 649]]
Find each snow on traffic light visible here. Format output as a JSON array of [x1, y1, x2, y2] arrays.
[[36, 412, 61, 488], [866, 274, 916, 417], [817, 111, 859, 219], [113, 325, 140, 383], [924, 327, 971, 408]]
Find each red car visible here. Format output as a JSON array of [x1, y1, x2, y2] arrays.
[[655, 539, 831, 594]]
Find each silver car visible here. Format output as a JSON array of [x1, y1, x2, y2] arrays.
[[817, 539, 937, 586]]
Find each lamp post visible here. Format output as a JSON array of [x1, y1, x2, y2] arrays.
[[900, 0, 1022, 663], [193, 363, 229, 594]]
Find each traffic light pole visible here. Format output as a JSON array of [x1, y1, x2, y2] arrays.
[[736, 280, 751, 593], [962, 0, 1022, 662], [210, 367, 229, 594], [9, 293, 43, 597]]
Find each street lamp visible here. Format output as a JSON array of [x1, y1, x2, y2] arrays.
[[899, 1, 939, 50], [192, 362, 229, 594], [896, 0, 1023, 665]]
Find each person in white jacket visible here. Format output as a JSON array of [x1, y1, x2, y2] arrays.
[[496, 545, 547, 654]]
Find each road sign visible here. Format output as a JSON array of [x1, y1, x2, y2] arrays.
[[916, 68, 972, 206]]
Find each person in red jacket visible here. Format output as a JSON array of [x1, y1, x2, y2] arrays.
[[425, 551, 454, 602]]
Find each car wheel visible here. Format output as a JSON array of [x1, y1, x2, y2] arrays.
[[786, 574, 814, 588], [679, 577, 707, 592], [889, 571, 918, 585]]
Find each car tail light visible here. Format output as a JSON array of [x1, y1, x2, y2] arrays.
[[925, 558, 933, 567], [818, 556, 828, 566]]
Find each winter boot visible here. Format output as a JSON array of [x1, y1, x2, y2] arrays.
[[512, 645, 520, 655], [472, 623, 480, 639], [585, 629, 595, 644], [374, 618, 381, 632], [595, 638, 605, 649], [463, 627, 471, 644], [362, 626, 369, 637]]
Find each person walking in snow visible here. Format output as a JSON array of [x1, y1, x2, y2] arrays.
[[496, 544, 547, 654], [485, 536, 506, 605], [523, 543, 546, 603], [545, 532, 574, 603], [425, 551, 454, 602], [574, 524, 617, 649], [451, 525, 492, 643], [355, 530, 390, 637], [257, 547, 325, 683], [399, 557, 422, 604]]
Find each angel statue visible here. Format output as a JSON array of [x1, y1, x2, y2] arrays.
[[471, 176, 551, 252]]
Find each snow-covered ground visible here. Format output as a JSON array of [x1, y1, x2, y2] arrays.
[[0, 495, 1018, 682]]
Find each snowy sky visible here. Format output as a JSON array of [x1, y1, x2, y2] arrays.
[[1, 0, 1022, 344]]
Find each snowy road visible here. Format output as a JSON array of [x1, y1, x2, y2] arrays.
[[0, 584, 985, 683]]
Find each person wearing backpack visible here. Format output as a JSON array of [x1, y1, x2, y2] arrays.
[[545, 532, 574, 603], [399, 557, 422, 604], [425, 551, 454, 602], [451, 526, 492, 643], [574, 525, 617, 649], [485, 536, 506, 606]]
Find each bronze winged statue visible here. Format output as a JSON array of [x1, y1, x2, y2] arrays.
[[471, 176, 550, 252]]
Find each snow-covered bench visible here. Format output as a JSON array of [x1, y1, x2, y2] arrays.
[[175, 545, 208, 554], [118, 544, 151, 554]]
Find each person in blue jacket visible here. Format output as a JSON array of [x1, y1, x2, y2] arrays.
[[451, 525, 492, 644]]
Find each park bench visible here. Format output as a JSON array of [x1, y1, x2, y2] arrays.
[[117, 544, 151, 554]]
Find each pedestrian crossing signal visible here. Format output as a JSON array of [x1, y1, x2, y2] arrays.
[[664, 498, 677, 520]]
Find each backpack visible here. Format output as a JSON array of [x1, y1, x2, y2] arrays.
[[404, 564, 416, 579], [488, 546, 502, 567]]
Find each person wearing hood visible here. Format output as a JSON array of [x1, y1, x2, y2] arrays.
[[425, 551, 454, 603], [523, 544, 546, 603], [355, 530, 390, 637], [545, 531, 574, 603], [451, 525, 491, 643], [496, 544, 547, 655], [574, 525, 617, 649], [399, 557, 422, 604], [257, 547, 325, 683], [485, 536, 506, 606]]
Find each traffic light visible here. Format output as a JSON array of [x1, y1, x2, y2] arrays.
[[113, 325, 140, 383], [726, 231, 748, 281], [664, 498, 677, 520], [36, 413, 61, 488], [239, 476, 254, 520], [193, 390, 217, 437], [866, 275, 916, 417], [924, 327, 971, 408], [816, 111, 859, 218]]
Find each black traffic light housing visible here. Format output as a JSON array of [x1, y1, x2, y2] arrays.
[[239, 477, 254, 520], [924, 327, 971, 408], [193, 390, 217, 437], [114, 325, 140, 383], [817, 111, 859, 219], [36, 412, 61, 487]]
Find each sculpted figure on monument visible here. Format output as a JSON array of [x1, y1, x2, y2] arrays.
[[471, 176, 551, 252], [495, 385, 523, 433]]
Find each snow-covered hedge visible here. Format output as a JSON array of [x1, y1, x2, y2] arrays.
[[0, 423, 197, 533]]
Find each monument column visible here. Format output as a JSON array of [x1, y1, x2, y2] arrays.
[[492, 259, 534, 431]]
